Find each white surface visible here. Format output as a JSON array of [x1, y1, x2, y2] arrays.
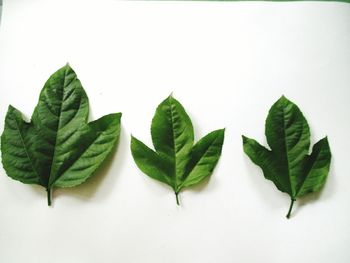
[[0, 1, 350, 262]]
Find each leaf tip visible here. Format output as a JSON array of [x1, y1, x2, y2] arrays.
[[130, 134, 139, 145], [217, 128, 225, 135], [167, 92, 174, 101], [278, 95, 289, 103], [321, 136, 329, 146], [115, 112, 122, 120], [64, 62, 71, 70], [6, 105, 22, 119], [7, 104, 15, 112]]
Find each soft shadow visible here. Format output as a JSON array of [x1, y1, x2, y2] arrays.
[[185, 174, 212, 193], [179, 159, 222, 208], [53, 124, 128, 204]]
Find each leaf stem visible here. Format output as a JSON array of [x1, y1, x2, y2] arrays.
[[47, 188, 52, 206], [286, 198, 296, 219], [175, 192, 180, 206]]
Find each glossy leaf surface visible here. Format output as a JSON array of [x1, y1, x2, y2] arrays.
[[1, 64, 121, 205], [243, 96, 331, 218], [131, 95, 225, 205]]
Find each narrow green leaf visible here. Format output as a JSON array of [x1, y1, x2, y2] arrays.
[[1, 64, 122, 205], [243, 96, 331, 218], [131, 95, 225, 205]]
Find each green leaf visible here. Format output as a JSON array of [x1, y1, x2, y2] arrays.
[[131, 95, 225, 205], [243, 96, 331, 218], [1, 64, 122, 206]]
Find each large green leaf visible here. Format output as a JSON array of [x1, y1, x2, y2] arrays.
[[131, 95, 225, 205], [243, 96, 331, 218], [1, 64, 121, 205]]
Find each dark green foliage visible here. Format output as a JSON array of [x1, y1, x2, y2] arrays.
[[243, 96, 331, 218], [1, 64, 121, 205], [131, 95, 225, 205]]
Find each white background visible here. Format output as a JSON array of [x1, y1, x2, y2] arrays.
[[0, 0, 350, 262]]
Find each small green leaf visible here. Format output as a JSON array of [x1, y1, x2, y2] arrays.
[[131, 95, 225, 205], [1, 64, 122, 206], [243, 96, 331, 218]]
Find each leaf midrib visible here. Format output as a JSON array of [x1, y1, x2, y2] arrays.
[[168, 97, 179, 192], [48, 67, 73, 186], [282, 107, 294, 197], [52, 129, 106, 186]]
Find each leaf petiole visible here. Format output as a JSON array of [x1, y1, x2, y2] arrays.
[[175, 192, 180, 206], [286, 198, 296, 219], [47, 187, 52, 206]]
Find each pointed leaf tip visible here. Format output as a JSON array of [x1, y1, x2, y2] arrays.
[[244, 96, 331, 218], [277, 95, 291, 105], [63, 63, 72, 71], [7, 104, 15, 112], [1, 65, 122, 205], [132, 96, 223, 204]]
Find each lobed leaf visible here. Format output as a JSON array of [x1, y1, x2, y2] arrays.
[[242, 96, 331, 218], [131, 95, 225, 205], [1, 64, 122, 205]]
